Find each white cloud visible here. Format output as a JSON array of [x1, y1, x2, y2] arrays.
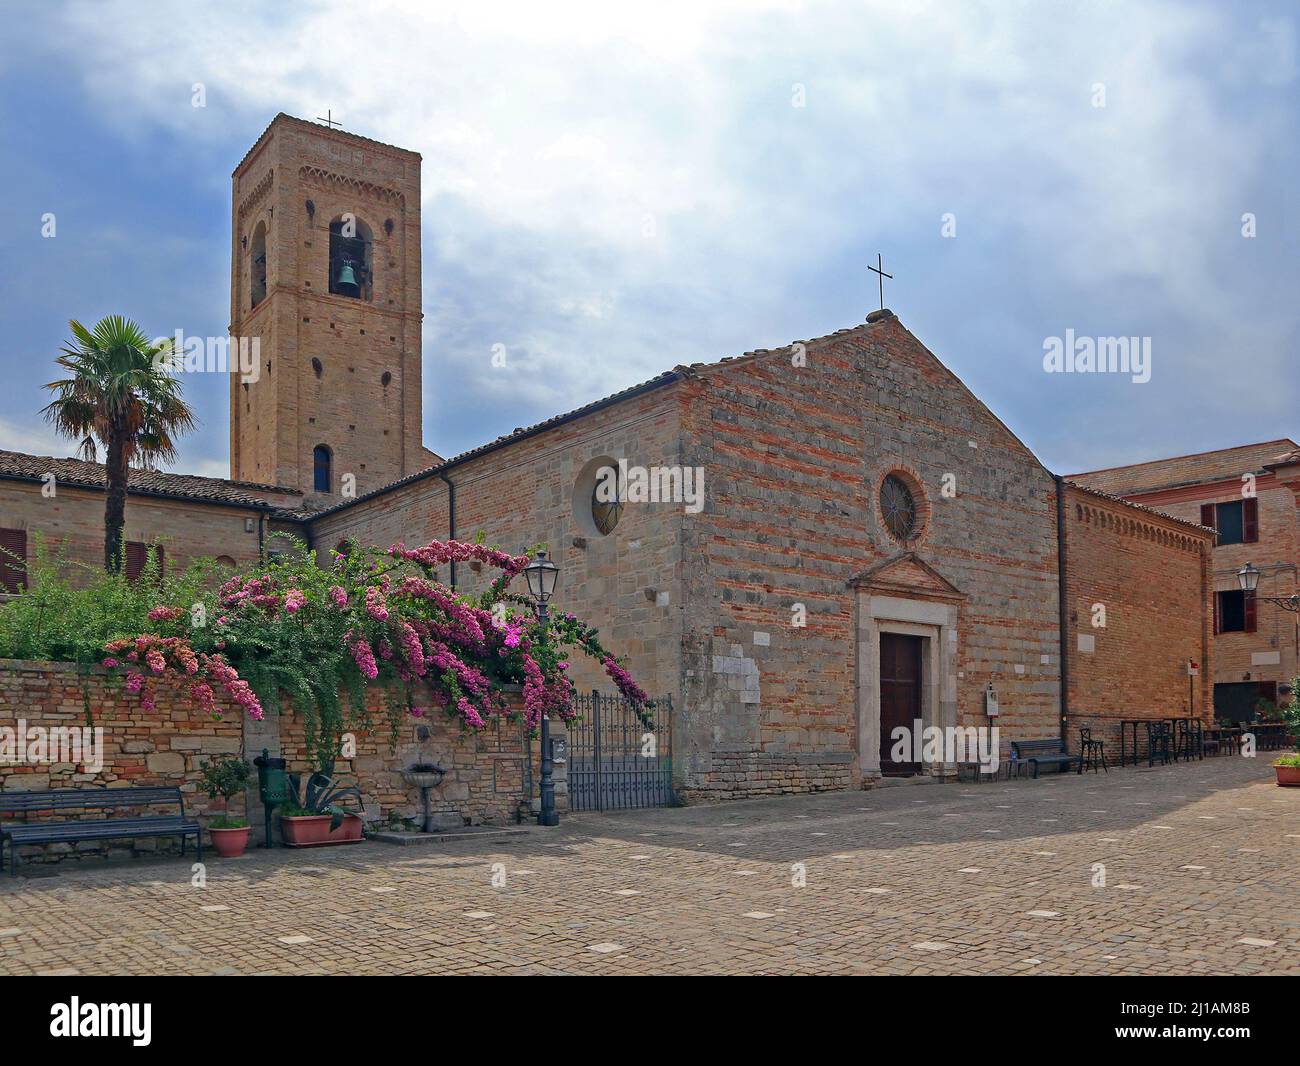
[[19, 0, 1298, 470], [0, 418, 77, 459]]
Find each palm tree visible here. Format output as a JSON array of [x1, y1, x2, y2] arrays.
[[43, 316, 195, 572]]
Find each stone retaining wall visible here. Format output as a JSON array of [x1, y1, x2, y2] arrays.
[[0, 661, 560, 867]]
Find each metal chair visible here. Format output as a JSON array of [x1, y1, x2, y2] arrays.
[[1176, 719, 1203, 761], [1078, 726, 1107, 774], [1146, 721, 1172, 767]]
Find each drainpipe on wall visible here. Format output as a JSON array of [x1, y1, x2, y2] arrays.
[[438, 472, 457, 590], [1054, 475, 1070, 744]]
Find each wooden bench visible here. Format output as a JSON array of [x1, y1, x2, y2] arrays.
[[1010, 738, 1082, 779], [0, 787, 201, 875]]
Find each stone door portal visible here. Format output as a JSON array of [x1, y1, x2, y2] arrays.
[[879, 632, 923, 776]]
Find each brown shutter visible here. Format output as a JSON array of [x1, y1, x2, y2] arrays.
[[125, 541, 147, 582], [0, 528, 26, 593], [1212, 590, 1220, 635], [1243, 497, 1259, 543], [1244, 590, 1257, 633], [1200, 503, 1216, 532]]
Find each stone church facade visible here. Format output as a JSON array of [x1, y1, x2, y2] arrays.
[[0, 115, 1226, 801]]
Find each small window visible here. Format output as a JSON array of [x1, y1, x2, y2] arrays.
[[250, 221, 267, 308], [313, 445, 332, 492], [125, 542, 165, 583], [312, 357, 323, 378], [0, 528, 27, 593], [1215, 589, 1256, 633], [215, 555, 237, 569], [1201, 499, 1257, 545]]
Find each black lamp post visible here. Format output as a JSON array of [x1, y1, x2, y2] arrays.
[[1238, 562, 1300, 612], [524, 550, 561, 827]]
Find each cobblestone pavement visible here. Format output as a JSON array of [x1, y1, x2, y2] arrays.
[[1, 757, 1297, 975]]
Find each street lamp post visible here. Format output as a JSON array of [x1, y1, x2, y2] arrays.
[[524, 550, 561, 827], [1237, 562, 1300, 612]]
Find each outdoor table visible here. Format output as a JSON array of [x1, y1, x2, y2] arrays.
[[1118, 719, 1145, 767], [1206, 726, 1242, 756], [1248, 722, 1290, 751]]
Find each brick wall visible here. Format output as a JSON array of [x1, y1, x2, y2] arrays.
[[268, 689, 550, 829], [1129, 479, 1298, 695], [1064, 486, 1214, 754], [0, 660, 242, 866], [675, 314, 1065, 796], [0, 482, 307, 581], [230, 114, 434, 496], [0, 662, 549, 866], [307, 385, 686, 703]]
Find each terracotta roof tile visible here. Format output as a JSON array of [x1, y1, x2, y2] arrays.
[[1068, 439, 1300, 496], [0, 450, 302, 509]]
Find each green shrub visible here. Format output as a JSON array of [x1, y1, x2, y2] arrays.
[[0, 536, 223, 666]]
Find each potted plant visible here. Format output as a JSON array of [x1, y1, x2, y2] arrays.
[[1274, 753, 1300, 788], [199, 754, 253, 857], [279, 768, 365, 846]]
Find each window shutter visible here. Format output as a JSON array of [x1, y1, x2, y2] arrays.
[[125, 541, 147, 582], [0, 528, 26, 593], [1212, 591, 1220, 635], [1243, 497, 1259, 543], [1200, 503, 1216, 532], [1244, 590, 1257, 633]]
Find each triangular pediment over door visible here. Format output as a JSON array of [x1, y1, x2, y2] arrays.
[[848, 552, 965, 604]]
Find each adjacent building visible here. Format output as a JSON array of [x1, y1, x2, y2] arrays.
[[1072, 440, 1300, 722]]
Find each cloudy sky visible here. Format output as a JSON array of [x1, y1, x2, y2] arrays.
[[1, 0, 1296, 480]]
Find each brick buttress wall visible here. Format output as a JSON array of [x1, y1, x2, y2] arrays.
[[1064, 486, 1214, 756]]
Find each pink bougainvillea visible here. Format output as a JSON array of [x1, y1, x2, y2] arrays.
[[102, 537, 645, 766]]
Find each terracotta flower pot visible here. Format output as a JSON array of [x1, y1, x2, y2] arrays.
[[1275, 765, 1300, 788], [209, 825, 252, 858], [280, 813, 364, 846]]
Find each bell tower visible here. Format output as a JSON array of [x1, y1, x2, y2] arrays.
[[229, 113, 438, 500]]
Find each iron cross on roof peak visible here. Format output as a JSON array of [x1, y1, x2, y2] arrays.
[[315, 109, 343, 130], [867, 252, 892, 311]]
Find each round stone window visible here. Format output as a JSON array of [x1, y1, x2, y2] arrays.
[[591, 465, 623, 535], [573, 455, 623, 537], [879, 473, 918, 541]]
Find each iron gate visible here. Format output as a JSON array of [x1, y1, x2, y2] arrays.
[[567, 691, 675, 810]]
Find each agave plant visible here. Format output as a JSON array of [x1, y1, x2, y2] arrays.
[[283, 768, 363, 831]]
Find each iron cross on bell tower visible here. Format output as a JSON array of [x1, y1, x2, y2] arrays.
[[867, 252, 892, 311]]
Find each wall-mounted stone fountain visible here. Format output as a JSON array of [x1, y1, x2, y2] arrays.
[[400, 759, 448, 833]]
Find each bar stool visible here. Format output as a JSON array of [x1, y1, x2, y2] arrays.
[[1078, 726, 1107, 774], [1146, 721, 1172, 767]]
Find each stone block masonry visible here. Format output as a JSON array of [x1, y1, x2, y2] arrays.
[[0, 660, 242, 866], [0, 662, 557, 866]]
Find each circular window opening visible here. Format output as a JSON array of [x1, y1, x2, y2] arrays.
[[573, 455, 623, 537], [879, 473, 919, 542]]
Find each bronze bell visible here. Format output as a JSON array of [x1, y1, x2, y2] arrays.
[[335, 260, 360, 297]]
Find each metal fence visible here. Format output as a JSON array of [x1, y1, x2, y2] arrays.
[[567, 691, 675, 811]]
